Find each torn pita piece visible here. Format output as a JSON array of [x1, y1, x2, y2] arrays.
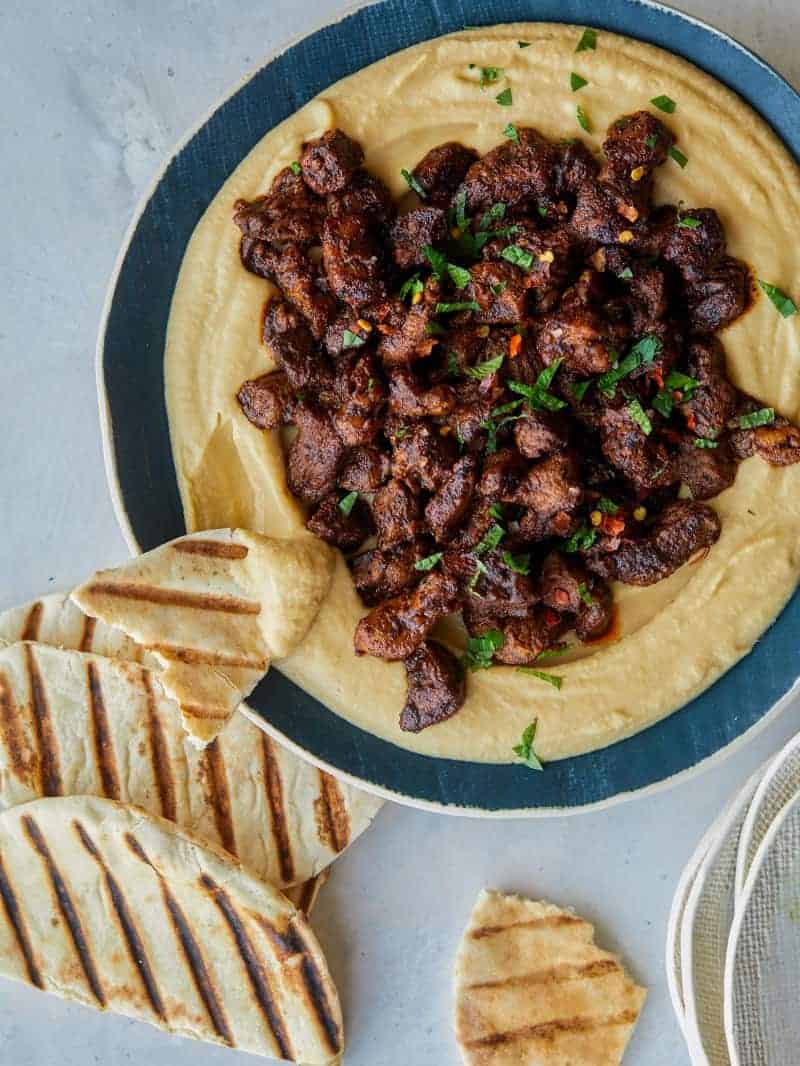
[[455, 890, 646, 1065], [0, 641, 382, 889], [0, 795, 343, 1062], [71, 529, 335, 745]]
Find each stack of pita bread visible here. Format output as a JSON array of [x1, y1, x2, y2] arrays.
[[0, 527, 385, 1062]]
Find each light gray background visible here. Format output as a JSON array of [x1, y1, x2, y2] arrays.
[[1, 1, 798, 1063]]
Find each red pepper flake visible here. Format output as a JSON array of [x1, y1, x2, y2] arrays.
[[509, 334, 523, 358], [552, 589, 571, 608], [602, 516, 626, 536], [650, 369, 664, 389], [543, 608, 562, 628], [685, 411, 697, 430], [551, 511, 572, 535]]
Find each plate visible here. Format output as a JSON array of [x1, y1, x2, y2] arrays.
[[98, 0, 800, 814]]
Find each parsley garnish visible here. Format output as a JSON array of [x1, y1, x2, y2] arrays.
[[571, 379, 592, 402], [480, 400, 523, 453], [489, 503, 504, 520], [617, 266, 634, 280], [694, 438, 719, 449], [677, 216, 701, 229], [425, 322, 446, 336], [338, 491, 358, 515], [465, 353, 505, 379], [502, 551, 531, 575], [650, 94, 676, 113], [512, 719, 544, 769], [464, 629, 504, 670], [758, 280, 798, 318], [394, 426, 409, 441], [477, 65, 503, 89], [503, 122, 520, 144], [496, 87, 513, 107], [598, 497, 619, 514], [536, 645, 573, 663], [399, 274, 424, 301], [401, 168, 426, 198], [475, 523, 505, 554], [518, 669, 563, 690], [415, 552, 443, 571], [596, 335, 662, 395], [447, 263, 472, 288], [669, 146, 688, 168], [537, 202, 549, 218], [578, 582, 594, 606], [289, 161, 302, 176], [342, 329, 366, 349], [436, 301, 480, 314], [577, 105, 591, 133], [627, 398, 652, 435], [738, 407, 775, 430], [645, 134, 658, 149], [423, 245, 448, 277], [509, 359, 567, 412], [446, 351, 461, 376], [570, 72, 588, 91], [491, 281, 508, 296], [518, 39, 532, 48], [575, 27, 597, 52], [563, 524, 597, 553], [501, 245, 534, 271], [653, 370, 700, 417]]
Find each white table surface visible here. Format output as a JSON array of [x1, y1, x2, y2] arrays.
[[2, 2, 799, 1063]]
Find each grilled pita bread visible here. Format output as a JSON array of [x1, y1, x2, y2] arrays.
[[0, 591, 147, 662], [71, 529, 335, 745], [0, 795, 343, 1061], [284, 870, 329, 916], [0, 641, 382, 889], [454, 890, 646, 1065]]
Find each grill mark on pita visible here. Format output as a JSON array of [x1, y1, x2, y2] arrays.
[[24, 645, 62, 797], [203, 741, 237, 857], [201, 874, 294, 1060], [20, 602, 43, 641], [0, 673, 33, 782], [22, 815, 105, 1005], [124, 833, 233, 1045], [0, 848, 43, 988], [315, 772, 350, 853], [87, 663, 121, 801], [149, 644, 267, 670], [466, 958, 622, 991], [141, 670, 176, 821], [469, 914, 588, 939], [173, 540, 249, 559], [179, 703, 232, 721], [85, 582, 260, 615], [463, 1009, 640, 1048], [79, 615, 96, 652], [286, 917, 342, 1055], [73, 821, 166, 1021], [253, 915, 294, 962], [261, 736, 295, 883], [295, 874, 325, 915]]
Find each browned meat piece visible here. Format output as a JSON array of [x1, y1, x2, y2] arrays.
[[239, 236, 275, 280], [233, 168, 326, 248], [373, 478, 424, 548], [349, 539, 428, 606], [450, 497, 497, 550], [388, 367, 455, 419], [627, 263, 670, 331], [377, 281, 440, 366], [536, 304, 622, 376], [331, 351, 386, 446], [570, 180, 641, 245], [662, 208, 726, 280], [322, 212, 387, 308], [263, 301, 335, 399], [400, 641, 466, 732], [468, 261, 530, 323], [484, 222, 579, 313], [677, 439, 737, 499], [596, 405, 676, 491], [390, 422, 457, 491], [575, 576, 614, 641], [354, 570, 460, 660], [540, 551, 585, 612], [265, 242, 337, 341], [458, 128, 559, 212], [300, 129, 364, 195], [445, 323, 493, 374], [327, 170, 396, 227], [491, 609, 568, 666], [686, 257, 750, 333], [237, 371, 293, 430], [514, 411, 569, 459], [682, 338, 739, 440], [390, 208, 447, 269], [338, 445, 391, 492], [478, 447, 528, 500], [458, 551, 538, 625], [513, 451, 584, 539], [323, 309, 373, 359], [286, 402, 345, 504], [602, 111, 673, 180], [586, 500, 721, 585], [411, 142, 479, 207], [425, 456, 478, 542], [731, 415, 800, 466], [554, 139, 599, 195], [306, 492, 373, 551]]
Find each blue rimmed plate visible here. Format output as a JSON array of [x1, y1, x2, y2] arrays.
[[98, 0, 800, 815]]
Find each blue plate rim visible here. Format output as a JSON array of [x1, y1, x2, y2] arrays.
[[96, 0, 800, 816]]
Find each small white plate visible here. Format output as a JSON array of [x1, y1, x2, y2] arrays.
[[680, 769, 763, 1064], [725, 790, 800, 1064], [734, 731, 800, 902], [667, 826, 714, 1032]]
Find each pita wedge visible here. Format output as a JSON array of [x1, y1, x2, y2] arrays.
[[71, 528, 335, 745], [0, 795, 343, 1061], [285, 870, 329, 916], [454, 890, 646, 1065], [0, 641, 382, 888]]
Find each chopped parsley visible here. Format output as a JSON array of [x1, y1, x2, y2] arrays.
[[645, 134, 658, 149], [578, 582, 594, 606], [414, 552, 443, 571], [653, 370, 700, 417], [738, 407, 775, 430], [509, 358, 567, 412], [435, 300, 480, 314], [518, 39, 532, 48], [289, 161, 302, 176], [475, 523, 505, 554], [617, 266, 634, 280], [342, 328, 366, 349], [465, 353, 505, 380], [694, 438, 719, 449], [596, 335, 662, 395], [425, 321, 447, 336], [503, 122, 520, 144], [563, 524, 598, 553], [399, 273, 424, 301], [537, 202, 549, 218], [571, 379, 592, 402], [394, 426, 409, 441], [518, 669, 563, 690], [446, 262, 473, 288], [338, 491, 359, 515], [677, 216, 701, 229], [503, 551, 531, 575], [479, 202, 507, 229], [491, 281, 508, 296], [446, 351, 461, 376], [489, 502, 505, 520], [467, 558, 487, 595], [576, 105, 591, 133], [650, 94, 676, 113], [536, 645, 573, 663], [480, 400, 524, 453], [423, 245, 449, 277], [496, 87, 513, 107], [464, 629, 504, 670], [758, 280, 798, 318], [627, 398, 653, 435], [570, 72, 588, 91], [512, 719, 544, 769], [598, 497, 619, 514], [575, 27, 597, 52], [501, 244, 535, 271], [401, 167, 426, 198], [669, 146, 688, 168], [477, 65, 504, 89]]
